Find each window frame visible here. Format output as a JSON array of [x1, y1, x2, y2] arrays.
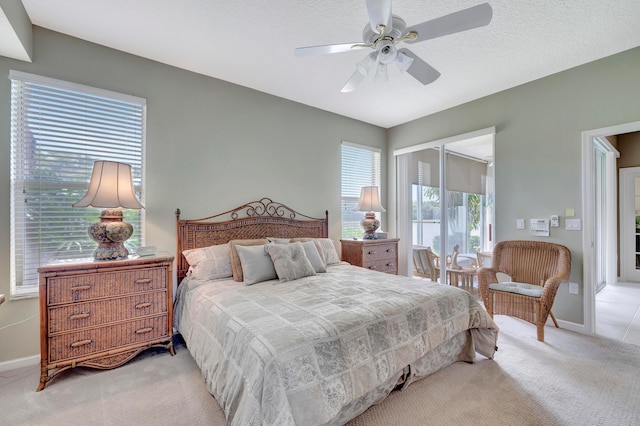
[[341, 141, 382, 239], [9, 70, 147, 299]]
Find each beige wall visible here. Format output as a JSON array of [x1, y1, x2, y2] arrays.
[[0, 27, 386, 364], [387, 46, 640, 325]]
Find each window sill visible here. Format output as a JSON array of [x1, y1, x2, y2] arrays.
[[10, 288, 38, 300]]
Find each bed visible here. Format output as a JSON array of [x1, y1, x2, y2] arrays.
[[173, 198, 499, 425]]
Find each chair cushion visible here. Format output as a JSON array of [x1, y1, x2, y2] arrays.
[[489, 282, 543, 298]]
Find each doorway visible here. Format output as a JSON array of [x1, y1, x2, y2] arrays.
[[583, 121, 640, 337], [619, 167, 640, 282]]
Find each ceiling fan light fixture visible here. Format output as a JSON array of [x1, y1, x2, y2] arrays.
[[356, 52, 378, 76], [395, 51, 414, 73], [374, 63, 388, 82]]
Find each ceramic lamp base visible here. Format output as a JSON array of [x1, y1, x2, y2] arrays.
[[361, 212, 380, 240], [88, 208, 134, 261]]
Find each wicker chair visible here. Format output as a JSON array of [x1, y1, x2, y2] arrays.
[[477, 240, 571, 342], [476, 251, 493, 268], [412, 246, 439, 281]]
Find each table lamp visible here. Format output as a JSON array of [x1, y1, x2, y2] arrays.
[[354, 186, 386, 239], [73, 161, 144, 260]]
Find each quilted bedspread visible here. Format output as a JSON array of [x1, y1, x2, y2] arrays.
[[175, 264, 498, 425]]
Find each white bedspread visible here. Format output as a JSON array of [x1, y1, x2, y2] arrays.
[[175, 264, 498, 425]]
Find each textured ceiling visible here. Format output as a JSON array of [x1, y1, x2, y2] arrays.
[[7, 0, 640, 128]]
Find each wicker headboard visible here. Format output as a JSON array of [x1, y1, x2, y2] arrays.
[[175, 198, 329, 282]]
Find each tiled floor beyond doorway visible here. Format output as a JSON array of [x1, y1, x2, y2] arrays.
[[595, 282, 640, 346]]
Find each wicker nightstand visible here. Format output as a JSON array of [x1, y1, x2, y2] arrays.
[[36, 254, 175, 391], [340, 238, 399, 275]]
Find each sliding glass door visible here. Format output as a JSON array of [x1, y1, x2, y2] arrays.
[[398, 129, 495, 279]]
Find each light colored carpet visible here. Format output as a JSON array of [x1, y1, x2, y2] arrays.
[[2, 316, 640, 425]]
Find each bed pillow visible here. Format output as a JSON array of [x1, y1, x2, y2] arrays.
[[235, 244, 278, 285], [182, 243, 232, 280], [229, 239, 269, 281], [266, 237, 291, 244], [291, 237, 341, 266], [266, 242, 316, 283], [300, 240, 326, 273]]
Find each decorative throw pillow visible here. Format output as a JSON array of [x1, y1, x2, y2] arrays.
[[292, 238, 341, 266], [315, 238, 341, 265], [300, 240, 326, 273], [182, 243, 232, 280], [235, 244, 278, 285], [229, 239, 269, 282], [289, 238, 327, 267], [266, 242, 316, 283]]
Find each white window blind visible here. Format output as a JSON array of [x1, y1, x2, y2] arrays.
[[341, 142, 382, 239], [10, 71, 146, 298]]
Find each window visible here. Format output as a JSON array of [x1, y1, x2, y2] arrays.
[[10, 71, 146, 298], [341, 142, 382, 239]]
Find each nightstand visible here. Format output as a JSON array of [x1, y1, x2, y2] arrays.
[[341, 238, 399, 275], [37, 254, 175, 391]]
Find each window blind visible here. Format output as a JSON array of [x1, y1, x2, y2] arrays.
[[341, 142, 382, 239], [10, 71, 146, 298]]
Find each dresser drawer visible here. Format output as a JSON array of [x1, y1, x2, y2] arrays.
[[363, 258, 397, 274], [48, 268, 166, 305], [48, 291, 168, 334], [48, 315, 169, 363], [362, 242, 397, 262]]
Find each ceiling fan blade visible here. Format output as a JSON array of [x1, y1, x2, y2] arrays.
[[405, 2, 492, 44], [294, 42, 364, 56], [365, 0, 392, 32], [398, 49, 441, 85], [340, 69, 367, 93]]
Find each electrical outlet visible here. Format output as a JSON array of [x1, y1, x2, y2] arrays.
[[516, 219, 525, 229], [569, 282, 579, 295]]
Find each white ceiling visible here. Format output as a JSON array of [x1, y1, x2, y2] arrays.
[[5, 0, 640, 129]]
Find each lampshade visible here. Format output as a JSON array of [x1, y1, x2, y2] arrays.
[[354, 186, 385, 240], [73, 161, 143, 261], [73, 161, 144, 209], [354, 186, 386, 213]]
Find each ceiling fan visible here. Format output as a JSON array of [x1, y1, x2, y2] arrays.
[[294, 0, 493, 92]]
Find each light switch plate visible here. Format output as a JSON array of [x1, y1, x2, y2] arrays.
[[565, 219, 581, 230], [516, 219, 525, 229]]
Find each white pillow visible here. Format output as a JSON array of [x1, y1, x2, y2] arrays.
[[266, 242, 316, 283], [300, 240, 326, 273], [235, 244, 278, 285], [289, 238, 340, 266], [313, 238, 341, 266], [182, 243, 232, 280]]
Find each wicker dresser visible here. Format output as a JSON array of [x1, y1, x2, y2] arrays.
[[37, 254, 175, 391], [341, 238, 399, 275]]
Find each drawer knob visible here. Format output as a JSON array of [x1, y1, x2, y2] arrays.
[[135, 327, 153, 334], [368, 251, 377, 255], [135, 278, 152, 285], [69, 312, 90, 320], [368, 265, 377, 270], [70, 339, 92, 348], [386, 248, 394, 253], [135, 302, 152, 309]]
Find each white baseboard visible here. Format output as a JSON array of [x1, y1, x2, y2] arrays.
[[555, 319, 586, 335], [0, 355, 39, 373]]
